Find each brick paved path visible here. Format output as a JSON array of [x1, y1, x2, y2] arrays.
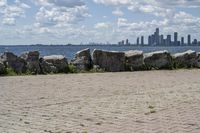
[[0, 70, 200, 133]]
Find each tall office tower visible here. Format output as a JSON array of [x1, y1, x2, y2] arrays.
[[193, 39, 198, 45], [188, 35, 191, 45], [178, 41, 181, 46], [163, 39, 167, 46], [148, 36, 151, 46], [137, 37, 139, 45], [141, 36, 144, 45], [174, 32, 178, 45], [181, 37, 184, 45], [167, 35, 171, 46], [160, 35, 164, 45], [151, 34, 155, 45], [155, 28, 159, 45], [122, 40, 125, 45], [198, 41, 200, 46], [154, 32, 156, 45], [126, 39, 129, 45]]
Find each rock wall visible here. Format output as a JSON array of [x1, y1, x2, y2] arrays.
[[144, 50, 173, 70], [71, 48, 93, 71], [125, 50, 144, 71], [0, 52, 27, 74], [92, 49, 125, 72], [20, 51, 41, 74], [0, 49, 200, 75]]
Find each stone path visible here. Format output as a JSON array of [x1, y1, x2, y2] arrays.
[[0, 70, 200, 133]]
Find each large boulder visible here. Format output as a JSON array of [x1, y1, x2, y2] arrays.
[[144, 50, 173, 69], [173, 50, 197, 68], [125, 50, 144, 71], [71, 48, 92, 71], [0, 61, 6, 75], [92, 49, 125, 72], [0, 52, 26, 73], [20, 51, 40, 74], [196, 52, 200, 68], [40, 55, 68, 73]]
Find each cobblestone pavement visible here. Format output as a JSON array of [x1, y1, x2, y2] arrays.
[[0, 70, 200, 133]]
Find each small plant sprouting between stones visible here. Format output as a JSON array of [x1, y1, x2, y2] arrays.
[[145, 105, 156, 115], [148, 105, 154, 109]]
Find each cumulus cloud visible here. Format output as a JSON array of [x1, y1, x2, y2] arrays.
[[0, 0, 6, 7], [93, 0, 132, 6], [0, 0, 30, 25], [94, 0, 200, 7], [35, 6, 90, 27], [112, 8, 124, 16], [94, 22, 111, 29], [94, 0, 200, 18], [34, 0, 85, 8], [155, 0, 200, 8], [2, 18, 15, 25], [34, 0, 90, 27]]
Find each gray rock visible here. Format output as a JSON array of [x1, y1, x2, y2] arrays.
[[125, 50, 144, 71], [71, 48, 92, 71], [0, 52, 26, 73], [20, 51, 40, 74], [39, 58, 57, 74], [196, 52, 200, 68], [92, 49, 125, 72], [144, 50, 173, 69], [40, 55, 68, 73], [0, 61, 6, 75], [173, 50, 197, 68]]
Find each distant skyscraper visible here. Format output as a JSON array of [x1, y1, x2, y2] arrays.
[[160, 35, 164, 45], [151, 35, 155, 46], [137, 37, 139, 45], [181, 37, 184, 45], [167, 35, 171, 46], [198, 41, 200, 46], [174, 32, 178, 45], [122, 40, 124, 45], [148, 36, 151, 46], [193, 39, 198, 45], [126, 39, 129, 45], [155, 28, 159, 45], [141, 36, 144, 45], [178, 41, 181, 46], [188, 34, 191, 45]]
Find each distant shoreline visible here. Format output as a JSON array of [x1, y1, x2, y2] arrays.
[[1, 44, 200, 47]]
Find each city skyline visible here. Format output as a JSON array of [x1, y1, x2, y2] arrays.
[[140, 28, 199, 46], [118, 28, 200, 46], [0, 0, 200, 45]]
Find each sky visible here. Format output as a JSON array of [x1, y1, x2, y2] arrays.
[[0, 0, 200, 45]]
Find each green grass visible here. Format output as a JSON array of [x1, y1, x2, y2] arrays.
[[145, 105, 156, 115], [5, 68, 17, 76], [148, 105, 154, 109], [68, 64, 78, 73], [150, 110, 156, 114], [89, 68, 105, 73]]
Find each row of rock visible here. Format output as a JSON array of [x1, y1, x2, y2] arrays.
[[0, 49, 200, 75], [92, 49, 200, 72], [0, 51, 69, 75]]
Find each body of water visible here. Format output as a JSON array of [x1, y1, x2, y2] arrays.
[[0, 45, 200, 60]]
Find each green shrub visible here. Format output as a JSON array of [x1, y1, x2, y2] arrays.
[[68, 65, 78, 73], [5, 68, 17, 76], [89, 68, 105, 73]]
